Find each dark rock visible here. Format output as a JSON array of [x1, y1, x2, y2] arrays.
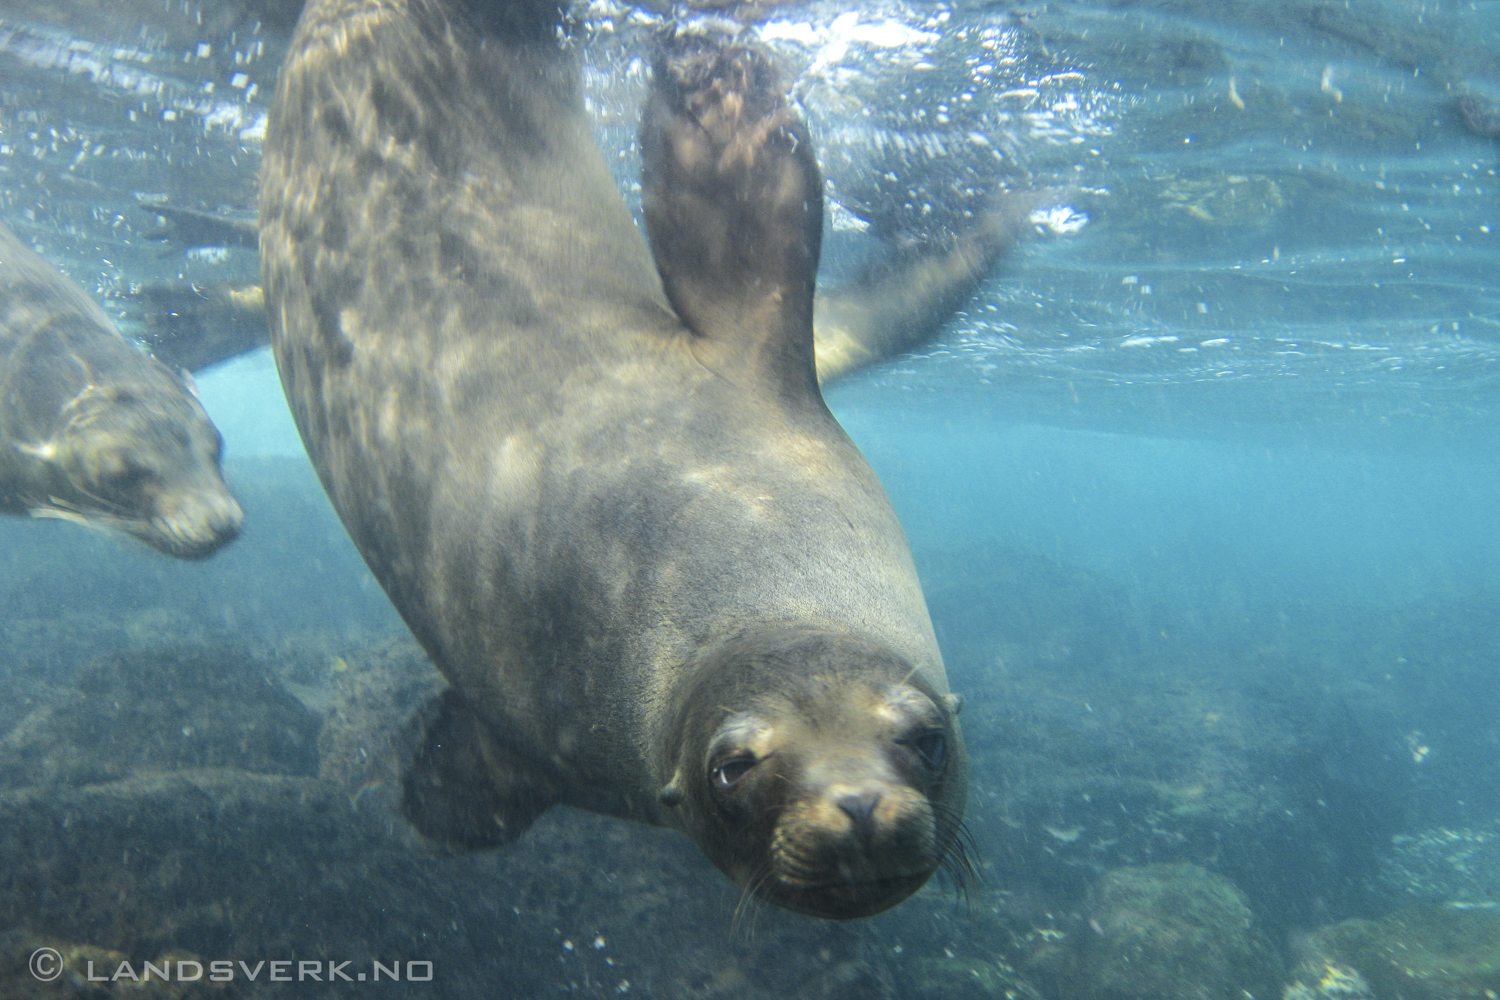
[[316, 638, 444, 797]]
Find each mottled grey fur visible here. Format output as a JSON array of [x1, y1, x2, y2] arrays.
[[262, 0, 964, 916], [0, 222, 241, 558]]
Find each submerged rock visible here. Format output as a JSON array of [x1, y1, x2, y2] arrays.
[[1049, 863, 1280, 1000], [1303, 906, 1500, 1000], [0, 928, 216, 999], [0, 644, 320, 788], [1380, 824, 1500, 907], [316, 638, 444, 797], [912, 955, 1047, 1000], [1282, 960, 1377, 1000]]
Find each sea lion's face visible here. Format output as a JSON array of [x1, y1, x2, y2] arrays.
[[671, 636, 967, 920], [51, 382, 242, 559]]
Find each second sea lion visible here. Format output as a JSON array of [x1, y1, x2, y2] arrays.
[[0, 222, 242, 559]]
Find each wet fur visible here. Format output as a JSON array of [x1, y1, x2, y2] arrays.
[[0, 222, 241, 558], [263, 0, 965, 917]]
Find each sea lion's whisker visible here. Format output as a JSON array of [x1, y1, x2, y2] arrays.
[[61, 482, 133, 518], [731, 863, 774, 940]]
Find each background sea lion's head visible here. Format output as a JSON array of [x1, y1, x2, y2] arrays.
[[41, 371, 242, 559], [662, 629, 969, 920]]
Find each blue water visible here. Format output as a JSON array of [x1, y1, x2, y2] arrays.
[[170, 0, 1500, 616], [2, 0, 1498, 996]]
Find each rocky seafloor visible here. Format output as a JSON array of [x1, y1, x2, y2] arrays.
[[0, 457, 1496, 999]]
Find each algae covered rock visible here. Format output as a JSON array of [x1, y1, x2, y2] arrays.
[[1074, 863, 1280, 1000], [1303, 906, 1500, 1000], [0, 644, 320, 787], [316, 637, 445, 796], [0, 928, 224, 999], [1282, 960, 1377, 1000]]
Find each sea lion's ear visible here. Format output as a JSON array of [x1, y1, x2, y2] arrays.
[[944, 693, 965, 716], [640, 34, 823, 397], [658, 775, 685, 808], [401, 690, 555, 849]]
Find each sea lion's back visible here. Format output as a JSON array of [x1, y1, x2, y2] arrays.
[[260, 0, 686, 625], [262, 0, 673, 417]]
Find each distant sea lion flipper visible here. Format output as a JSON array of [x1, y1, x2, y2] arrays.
[[812, 189, 1044, 385], [138, 282, 269, 373], [140, 203, 261, 251], [641, 34, 824, 394], [401, 690, 554, 849]]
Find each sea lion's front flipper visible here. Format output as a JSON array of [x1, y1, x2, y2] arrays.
[[401, 690, 554, 849], [641, 35, 823, 396], [812, 190, 1044, 385]]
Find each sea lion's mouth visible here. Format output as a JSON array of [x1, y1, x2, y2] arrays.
[[766, 869, 934, 919], [32, 499, 241, 560], [765, 806, 941, 918], [46, 488, 245, 560]]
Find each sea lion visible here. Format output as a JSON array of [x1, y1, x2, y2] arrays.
[[142, 203, 261, 252], [261, 0, 966, 919], [0, 222, 242, 559]]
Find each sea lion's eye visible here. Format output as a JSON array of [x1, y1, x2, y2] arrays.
[[712, 755, 757, 790], [907, 731, 946, 770], [101, 463, 150, 495]]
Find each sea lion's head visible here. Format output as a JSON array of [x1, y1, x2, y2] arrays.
[[662, 629, 968, 919], [37, 374, 242, 559]]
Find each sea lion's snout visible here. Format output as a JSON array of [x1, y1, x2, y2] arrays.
[[142, 485, 244, 559], [766, 754, 942, 919], [760, 686, 956, 918]]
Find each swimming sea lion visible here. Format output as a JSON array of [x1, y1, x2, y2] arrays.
[[141, 203, 261, 252], [0, 222, 242, 559], [261, 0, 966, 919]]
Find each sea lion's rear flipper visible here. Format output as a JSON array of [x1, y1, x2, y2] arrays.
[[141, 203, 260, 251], [137, 283, 269, 373], [641, 35, 823, 396], [812, 190, 1045, 385], [401, 690, 553, 849]]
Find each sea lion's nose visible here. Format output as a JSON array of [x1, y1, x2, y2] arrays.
[[837, 790, 881, 848], [187, 489, 244, 543]]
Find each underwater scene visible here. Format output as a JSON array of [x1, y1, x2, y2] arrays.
[[1, 0, 1499, 997]]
